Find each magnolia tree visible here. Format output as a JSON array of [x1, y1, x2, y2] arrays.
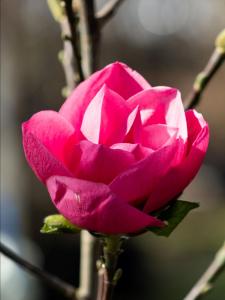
[[1, 1, 225, 300]]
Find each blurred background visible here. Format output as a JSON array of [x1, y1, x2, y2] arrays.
[[1, 0, 225, 299]]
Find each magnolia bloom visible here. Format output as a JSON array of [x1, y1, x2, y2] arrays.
[[22, 62, 209, 234]]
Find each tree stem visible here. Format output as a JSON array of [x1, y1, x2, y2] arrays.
[[97, 236, 125, 300], [0, 242, 77, 299], [183, 241, 225, 300], [64, 0, 84, 84], [77, 231, 98, 300], [76, 0, 99, 78], [185, 48, 225, 109]]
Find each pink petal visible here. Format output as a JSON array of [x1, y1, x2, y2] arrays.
[[59, 62, 150, 130], [109, 138, 185, 205], [139, 124, 178, 150], [127, 87, 187, 140], [111, 143, 153, 160], [65, 140, 136, 184], [46, 176, 163, 234], [81, 85, 130, 145], [22, 132, 71, 183], [144, 109, 209, 213], [22, 110, 74, 161], [125, 106, 142, 143], [185, 109, 208, 151]]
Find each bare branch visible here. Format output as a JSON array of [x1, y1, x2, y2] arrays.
[[96, 236, 125, 300], [96, 0, 125, 28], [75, 0, 98, 78], [63, 0, 84, 84], [184, 28, 225, 109], [184, 48, 225, 109], [60, 19, 79, 94], [77, 231, 98, 300], [47, 0, 84, 93], [0, 242, 77, 300], [183, 241, 225, 300]]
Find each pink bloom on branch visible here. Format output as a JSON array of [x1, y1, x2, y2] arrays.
[[22, 62, 209, 234]]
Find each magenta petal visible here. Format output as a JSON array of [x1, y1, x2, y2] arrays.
[[46, 176, 163, 234], [140, 124, 178, 150], [81, 85, 130, 145], [22, 132, 71, 183], [144, 110, 209, 213], [125, 106, 142, 143], [111, 143, 153, 160], [65, 140, 136, 184], [22, 110, 74, 161], [127, 87, 187, 140], [185, 110, 208, 150], [59, 62, 150, 130], [109, 139, 184, 205]]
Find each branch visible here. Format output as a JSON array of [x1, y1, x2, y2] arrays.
[[184, 49, 225, 109], [96, 0, 125, 28], [76, 0, 98, 78], [77, 231, 98, 300], [96, 266, 106, 300], [0, 242, 77, 300], [185, 28, 225, 109], [96, 236, 125, 300], [63, 0, 84, 85], [47, 0, 84, 93], [60, 19, 79, 94], [183, 241, 225, 300]]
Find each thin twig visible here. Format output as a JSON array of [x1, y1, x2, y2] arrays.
[[96, 236, 124, 300], [183, 241, 225, 300], [96, 0, 125, 28], [60, 18, 79, 94], [76, 0, 98, 78], [184, 48, 225, 109], [96, 266, 106, 300], [63, 0, 84, 84], [77, 231, 98, 300], [47, 0, 84, 92], [0, 242, 77, 300]]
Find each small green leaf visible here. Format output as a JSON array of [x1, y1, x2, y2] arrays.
[[148, 200, 199, 237], [40, 214, 81, 234]]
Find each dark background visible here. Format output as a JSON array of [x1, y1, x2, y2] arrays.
[[1, 1, 225, 299]]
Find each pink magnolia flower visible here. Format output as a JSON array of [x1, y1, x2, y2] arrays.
[[22, 62, 209, 234]]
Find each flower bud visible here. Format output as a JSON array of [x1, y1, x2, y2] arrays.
[[215, 28, 225, 53], [47, 0, 65, 22]]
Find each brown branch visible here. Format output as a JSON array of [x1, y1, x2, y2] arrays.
[[96, 236, 124, 300], [60, 19, 79, 94], [63, 0, 84, 85], [96, 267, 115, 300], [96, 0, 125, 28], [0, 242, 77, 300], [184, 48, 225, 109], [47, 0, 84, 93], [76, 0, 99, 78], [184, 28, 225, 110], [96, 266, 106, 300], [183, 241, 225, 300]]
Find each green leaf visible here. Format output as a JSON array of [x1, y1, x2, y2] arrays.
[[148, 200, 199, 237], [40, 214, 81, 234]]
